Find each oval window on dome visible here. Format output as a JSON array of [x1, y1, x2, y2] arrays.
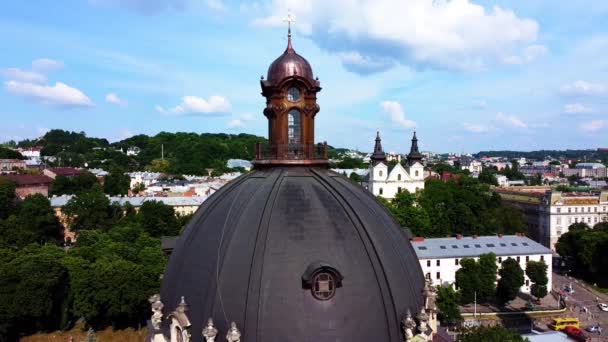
[[287, 87, 300, 102], [312, 272, 336, 300]]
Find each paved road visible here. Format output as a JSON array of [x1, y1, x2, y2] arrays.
[[550, 272, 608, 341]]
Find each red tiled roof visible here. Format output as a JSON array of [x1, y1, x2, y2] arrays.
[[1, 174, 53, 185], [48, 167, 80, 176]]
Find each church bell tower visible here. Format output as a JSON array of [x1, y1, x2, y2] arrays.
[[253, 14, 328, 167]]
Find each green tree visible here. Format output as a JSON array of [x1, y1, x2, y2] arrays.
[[17, 194, 63, 245], [51, 171, 98, 195], [529, 173, 543, 186], [62, 185, 113, 231], [455, 258, 480, 304], [478, 169, 498, 186], [568, 222, 590, 231], [349, 172, 363, 183], [0, 147, 24, 159], [556, 226, 608, 286], [526, 260, 548, 300], [132, 182, 145, 195], [103, 168, 130, 196], [64, 225, 166, 328], [0, 245, 69, 340], [147, 158, 170, 173], [388, 191, 432, 237], [72, 171, 98, 193], [457, 325, 529, 342], [336, 157, 367, 169], [496, 258, 524, 304], [594, 222, 608, 231], [0, 178, 16, 219], [478, 253, 498, 301], [137, 200, 180, 237], [436, 284, 462, 325]]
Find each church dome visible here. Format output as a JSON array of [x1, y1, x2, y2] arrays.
[[266, 38, 314, 83], [160, 167, 425, 342]]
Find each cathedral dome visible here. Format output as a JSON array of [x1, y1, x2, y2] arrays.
[[156, 19, 429, 342], [160, 167, 425, 342], [266, 36, 314, 83]]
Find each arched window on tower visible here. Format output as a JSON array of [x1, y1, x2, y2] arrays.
[[415, 170, 419, 177], [398, 174, 402, 181], [379, 188, 383, 195], [287, 109, 301, 145]]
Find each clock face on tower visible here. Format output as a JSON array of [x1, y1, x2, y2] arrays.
[[287, 87, 300, 102]]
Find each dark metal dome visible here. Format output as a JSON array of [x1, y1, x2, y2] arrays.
[[161, 167, 425, 342], [266, 39, 314, 83]]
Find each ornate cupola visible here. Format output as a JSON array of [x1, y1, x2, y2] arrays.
[[254, 15, 327, 167], [406, 131, 423, 166], [370, 131, 387, 166]]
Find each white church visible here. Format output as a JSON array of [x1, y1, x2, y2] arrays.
[[363, 131, 425, 200]]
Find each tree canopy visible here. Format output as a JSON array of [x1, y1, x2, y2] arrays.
[[381, 178, 527, 238], [436, 284, 462, 325], [455, 253, 497, 304], [526, 260, 548, 300], [0, 178, 16, 220], [50, 171, 99, 196], [556, 222, 608, 286], [496, 258, 524, 304], [0, 146, 24, 160]]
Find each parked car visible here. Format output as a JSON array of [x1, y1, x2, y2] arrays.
[[564, 285, 575, 294], [564, 326, 590, 342], [586, 325, 600, 333], [525, 301, 535, 310], [598, 303, 608, 312]]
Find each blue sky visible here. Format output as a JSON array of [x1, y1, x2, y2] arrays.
[[1, 0, 607, 153]]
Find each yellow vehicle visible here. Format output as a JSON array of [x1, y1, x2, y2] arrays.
[[548, 318, 580, 331]]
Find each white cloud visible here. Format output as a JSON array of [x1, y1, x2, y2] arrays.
[[1, 68, 46, 84], [339, 52, 395, 74], [463, 122, 492, 133], [380, 101, 416, 129], [206, 0, 225, 12], [105, 92, 128, 106], [579, 120, 607, 133], [156, 95, 231, 115], [563, 103, 593, 114], [503, 44, 547, 65], [31, 58, 64, 71], [254, 0, 540, 72], [560, 80, 608, 96], [227, 113, 255, 128], [227, 118, 245, 128], [472, 100, 487, 110], [155, 105, 167, 114], [4, 80, 93, 108], [495, 112, 527, 129]]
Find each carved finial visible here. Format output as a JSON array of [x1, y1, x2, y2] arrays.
[[177, 296, 189, 313], [261, 75, 264, 80], [148, 294, 164, 330], [202, 318, 218, 342], [416, 307, 429, 336], [402, 309, 415, 341], [226, 322, 241, 342], [423, 279, 438, 312]]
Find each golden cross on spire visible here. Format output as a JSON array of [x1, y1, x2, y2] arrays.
[[283, 10, 296, 36]]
